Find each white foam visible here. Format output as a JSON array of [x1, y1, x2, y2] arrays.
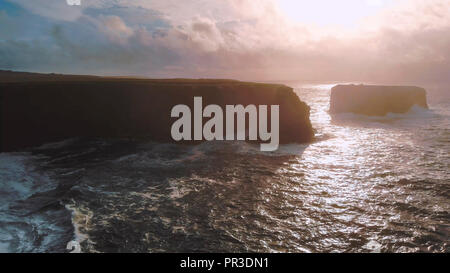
[[234, 141, 308, 156], [35, 138, 78, 150], [0, 153, 63, 253], [385, 105, 436, 119], [364, 240, 382, 253], [0, 153, 35, 203], [331, 105, 437, 125], [65, 203, 91, 253]]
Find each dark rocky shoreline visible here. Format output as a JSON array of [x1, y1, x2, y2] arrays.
[[330, 84, 428, 116], [0, 71, 314, 152]]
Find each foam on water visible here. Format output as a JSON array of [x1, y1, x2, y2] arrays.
[[0, 83, 448, 253], [0, 153, 72, 252]]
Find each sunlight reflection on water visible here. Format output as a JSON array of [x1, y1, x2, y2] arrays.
[[1, 84, 448, 253]]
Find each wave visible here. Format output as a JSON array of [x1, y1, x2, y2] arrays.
[[0, 153, 73, 253], [330, 105, 439, 127], [234, 142, 308, 157], [34, 138, 79, 150], [385, 105, 438, 119]]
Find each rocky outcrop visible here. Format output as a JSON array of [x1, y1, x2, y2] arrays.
[[0, 71, 314, 152], [330, 84, 428, 116]]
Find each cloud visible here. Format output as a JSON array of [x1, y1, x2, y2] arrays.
[[12, 0, 84, 21], [97, 15, 134, 44], [0, 0, 449, 83]]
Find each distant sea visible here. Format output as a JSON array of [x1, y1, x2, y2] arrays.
[[0, 84, 448, 252]]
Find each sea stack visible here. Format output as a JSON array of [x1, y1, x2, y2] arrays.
[[0, 71, 314, 152], [330, 84, 428, 116]]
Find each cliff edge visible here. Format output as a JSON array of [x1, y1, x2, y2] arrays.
[[0, 71, 314, 152], [330, 84, 428, 116]]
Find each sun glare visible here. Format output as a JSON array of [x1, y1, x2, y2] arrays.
[[277, 0, 398, 28]]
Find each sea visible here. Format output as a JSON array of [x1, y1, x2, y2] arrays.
[[0, 84, 448, 253]]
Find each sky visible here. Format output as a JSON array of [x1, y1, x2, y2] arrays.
[[0, 0, 449, 83], [278, 0, 396, 28]]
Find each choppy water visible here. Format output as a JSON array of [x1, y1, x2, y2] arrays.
[[0, 84, 449, 253]]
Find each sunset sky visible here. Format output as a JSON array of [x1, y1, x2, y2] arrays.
[[0, 0, 449, 83]]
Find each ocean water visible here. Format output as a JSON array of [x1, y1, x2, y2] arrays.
[[0, 84, 448, 253]]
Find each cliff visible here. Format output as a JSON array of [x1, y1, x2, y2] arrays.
[[330, 84, 428, 116], [0, 71, 314, 152]]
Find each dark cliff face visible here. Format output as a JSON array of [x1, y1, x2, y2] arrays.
[[330, 85, 428, 116], [0, 72, 314, 152]]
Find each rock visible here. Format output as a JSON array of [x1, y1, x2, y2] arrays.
[[330, 84, 428, 116], [0, 71, 314, 152]]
